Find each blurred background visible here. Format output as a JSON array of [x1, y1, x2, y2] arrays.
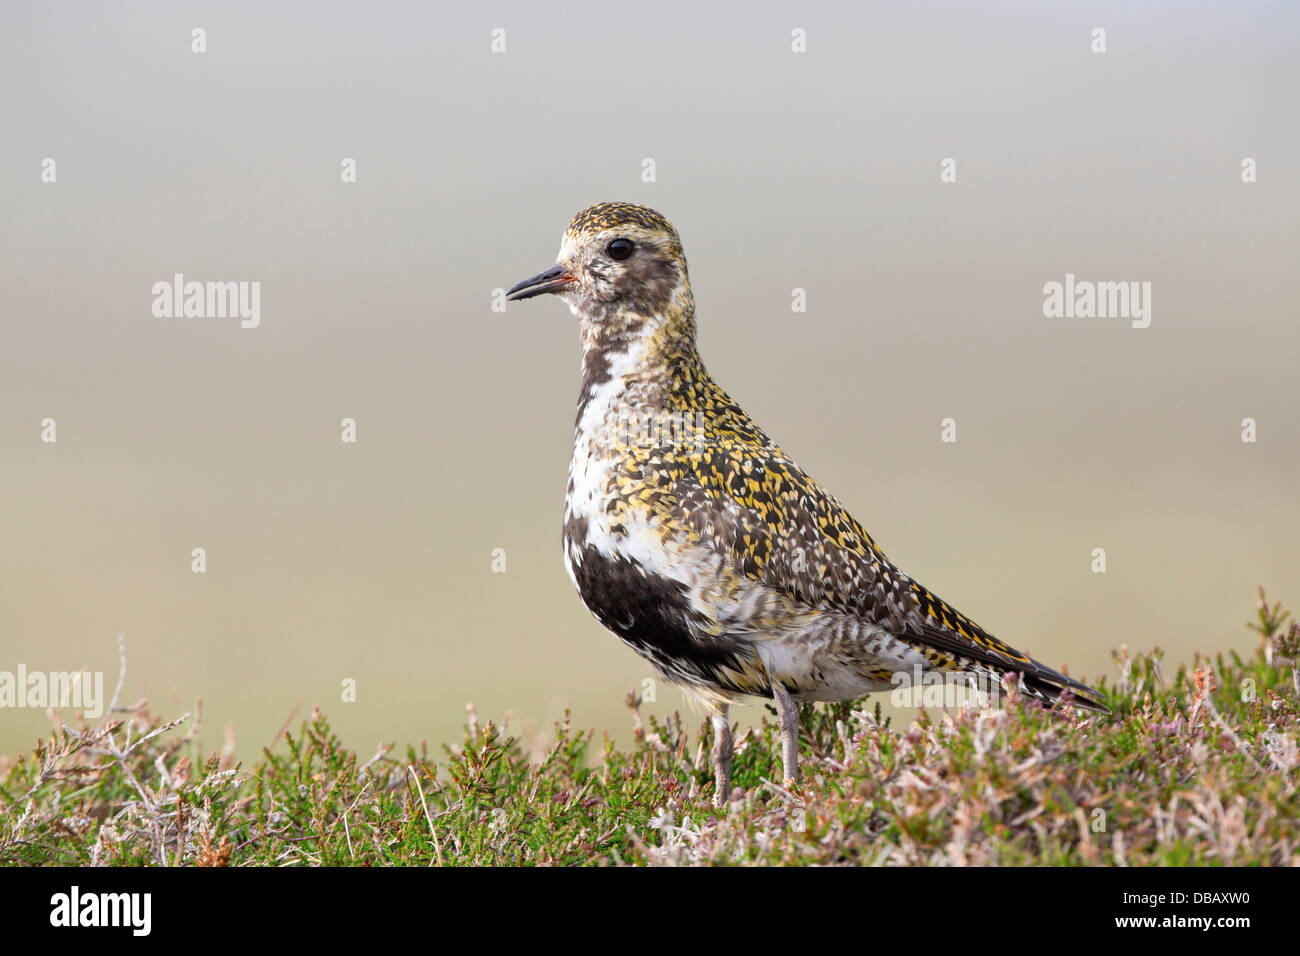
[[2, 1, 1297, 761]]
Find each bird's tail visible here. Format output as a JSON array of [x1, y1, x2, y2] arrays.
[[1011, 664, 1110, 714]]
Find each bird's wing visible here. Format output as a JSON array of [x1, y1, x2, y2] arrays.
[[668, 435, 1107, 710]]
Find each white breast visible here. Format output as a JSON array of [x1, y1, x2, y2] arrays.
[[563, 339, 645, 585]]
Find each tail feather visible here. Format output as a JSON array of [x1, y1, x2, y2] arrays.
[[907, 616, 1110, 714], [1018, 665, 1110, 714]]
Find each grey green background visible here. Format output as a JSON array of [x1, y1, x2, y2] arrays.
[[2, 1, 1297, 760]]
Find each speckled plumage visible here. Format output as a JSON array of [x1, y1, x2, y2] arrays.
[[508, 202, 1106, 797]]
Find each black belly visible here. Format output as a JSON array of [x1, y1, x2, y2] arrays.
[[565, 527, 747, 690]]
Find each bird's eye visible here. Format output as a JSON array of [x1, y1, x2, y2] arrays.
[[606, 238, 634, 261]]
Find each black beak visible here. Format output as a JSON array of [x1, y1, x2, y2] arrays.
[[506, 263, 575, 301]]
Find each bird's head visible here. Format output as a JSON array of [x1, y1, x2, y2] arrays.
[[507, 202, 695, 347]]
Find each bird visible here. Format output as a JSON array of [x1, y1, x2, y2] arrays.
[[507, 201, 1108, 806]]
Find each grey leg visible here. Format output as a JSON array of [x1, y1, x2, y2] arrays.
[[711, 707, 733, 808], [772, 683, 801, 786]]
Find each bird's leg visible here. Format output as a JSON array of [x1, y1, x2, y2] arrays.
[[772, 683, 801, 787], [711, 706, 733, 808]]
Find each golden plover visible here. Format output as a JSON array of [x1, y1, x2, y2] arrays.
[[508, 202, 1107, 806]]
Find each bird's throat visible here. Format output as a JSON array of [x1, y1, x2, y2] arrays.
[[574, 303, 705, 435]]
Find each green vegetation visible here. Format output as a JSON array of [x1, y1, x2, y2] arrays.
[[3, 590, 1298, 866]]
